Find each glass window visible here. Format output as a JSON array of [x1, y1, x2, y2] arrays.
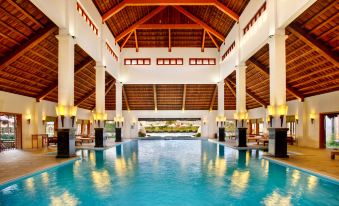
[[45, 122, 55, 137]]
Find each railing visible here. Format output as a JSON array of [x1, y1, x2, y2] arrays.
[[76, 2, 99, 36], [243, 2, 267, 35]]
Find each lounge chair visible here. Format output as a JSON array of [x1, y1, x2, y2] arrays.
[[331, 149, 339, 160], [257, 134, 269, 146], [47, 136, 58, 146], [248, 134, 261, 143]]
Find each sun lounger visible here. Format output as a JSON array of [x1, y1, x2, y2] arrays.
[[330, 150, 339, 160]]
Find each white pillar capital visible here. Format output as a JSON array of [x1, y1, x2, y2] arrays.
[[94, 62, 105, 70], [56, 31, 75, 44]]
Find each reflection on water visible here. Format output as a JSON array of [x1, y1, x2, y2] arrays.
[[1, 140, 338, 206], [50, 191, 79, 206]]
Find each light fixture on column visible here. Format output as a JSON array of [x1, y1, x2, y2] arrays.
[[103, 113, 108, 127], [42, 115, 46, 125], [295, 114, 299, 124], [93, 112, 103, 127], [26, 113, 31, 124], [70, 106, 78, 128], [55, 105, 66, 127], [239, 112, 248, 127], [216, 115, 226, 127], [278, 104, 288, 127], [202, 118, 207, 125], [267, 105, 275, 127], [233, 113, 238, 127], [310, 112, 316, 124], [114, 115, 124, 128]]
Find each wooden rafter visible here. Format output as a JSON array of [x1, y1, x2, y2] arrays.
[[0, 23, 57, 70], [153, 84, 157, 110], [248, 57, 305, 101], [7, 0, 43, 27], [102, 0, 239, 22], [202, 30, 206, 52], [122, 85, 130, 111], [173, 6, 225, 41], [227, 78, 267, 107], [134, 30, 139, 52], [138, 24, 201, 30], [120, 31, 133, 51], [224, 80, 236, 97], [168, 29, 171, 52], [209, 85, 217, 111], [75, 80, 114, 107], [182, 84, 187, 110], [115, 6, 167, 43], [206, 31, 220, 51], [36, 57, 93, 102], [288, 23, 339, 66], [105, 80, 115, 95]]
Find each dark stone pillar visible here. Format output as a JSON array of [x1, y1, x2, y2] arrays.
[[57, 129, 76, 158], [115, 128, 122, 142], [218, 127, 225, 142], [236, 128, 247, 147], [95, 128, 105, 148], [268, 128, 289, 158]]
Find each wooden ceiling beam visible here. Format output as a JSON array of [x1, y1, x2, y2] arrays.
[[36, 57, 93, 102], [75, 80, 114, 107], [134, 30, 139, 52], [168, 29, 171, 52], [248, 57, 305, 101], [224, 80, 236, 97], [182, 84, 186, 110], [209, 85, 217, 111], [173, 6, 225, 42], [202, 30, 206, 52], [153, 84, 158, 110], [227, 78, 267, 107], [137, 24, 201, 30], [206, 31, 220, 51], [288, 23, 339, 66], [122, 85, 130, 111], [102, 0, 239, 22], [7, 0, 43, 28], [120, 31, 133, 51], [0, 23, 57, 70], [115, 6, 167, 43]]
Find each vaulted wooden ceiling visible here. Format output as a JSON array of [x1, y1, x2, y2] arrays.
[[92, 0, 250, 50]]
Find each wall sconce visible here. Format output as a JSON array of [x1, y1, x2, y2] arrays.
[[278, 104, 288, 127], [233, 112, 238, 127], [103, 113, 107, 127], [267, 105, 275, 127], [310, 113, 316, 124], [93, 112, 106, 128], [26, 114, 31, 124], [202, 118, 207, 125], [295, 114, 299, 124], [114, 115, 124, 128], [42, 115, 46, 125], [70, 106, 77, 127], [55, 104, 66, 127]]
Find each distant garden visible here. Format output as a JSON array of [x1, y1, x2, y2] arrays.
[[145, 125, 199, 133]]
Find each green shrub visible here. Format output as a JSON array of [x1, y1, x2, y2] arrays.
[[195, 133, 201, 137], [138, 131, 146, 137]]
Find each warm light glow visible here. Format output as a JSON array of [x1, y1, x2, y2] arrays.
[[26, 113, 31, 120], [55, 105, 66, 116], [295, 114, 299, 121], [91, 170, 111, 194], [231, 170, 250, 193], [267, 105, 275, 116], [239, 111, 248, 120], [233, 112, 239, 120], [50, 191, 79, 206], [263, 190, 292, 206], [291, 170, 300, 186], [309, 112, 316, 120], [42, 115, 46, 121], [70, 106, 78, 117], [278, 104, 288, 116], [307, 176, 318, 191]]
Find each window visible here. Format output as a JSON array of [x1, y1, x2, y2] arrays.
[[106, 42, 118, 61], [243, 2, 267, 35], [76, 2, 98, 36], [157, 58, 183, 65], [45, 122, 55, 137], [124, 58, 151, 65], [189, 58, 216, 65], [221, 41, 235, 61]]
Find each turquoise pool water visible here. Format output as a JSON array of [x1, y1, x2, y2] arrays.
[[1, 140, 338, 205]]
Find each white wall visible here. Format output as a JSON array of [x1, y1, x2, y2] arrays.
[[120, 48, 220, 84], [0, 91, 92, 149], [247, 91, 339, 148]]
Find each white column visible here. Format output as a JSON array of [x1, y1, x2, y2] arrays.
[[56, 30, 75, 129], [236, 64, 247, 128], [95, 63, 106, 128], [269, 31, 287, 128], [115, 82, 123, 117], [217, 82, 225, 116], [263, 106, 268, 134]]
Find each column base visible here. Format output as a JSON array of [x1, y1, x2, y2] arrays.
[[95, 128, 106, 148], [56, 129, 76, 158], [268, 128, 289, 158], [115, 128, 122, 142], [236, 128, 247, 147], [218, 128, 225, 142]]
